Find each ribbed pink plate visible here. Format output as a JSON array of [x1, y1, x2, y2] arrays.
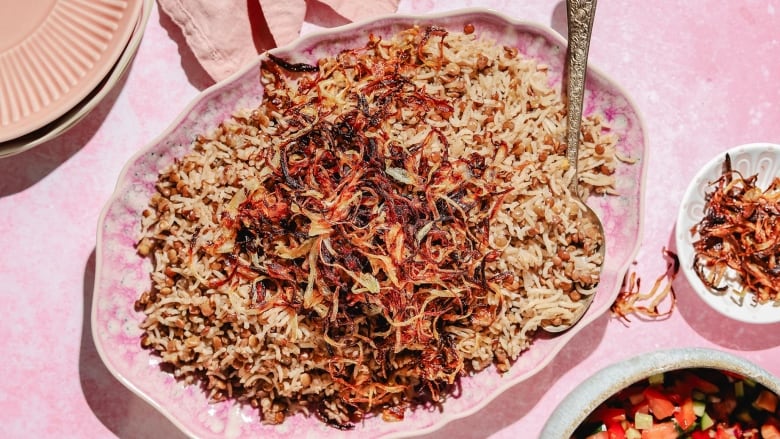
[[0, 0, 142, 142]]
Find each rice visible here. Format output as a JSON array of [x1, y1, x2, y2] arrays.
[[134, 25, 617, 427]]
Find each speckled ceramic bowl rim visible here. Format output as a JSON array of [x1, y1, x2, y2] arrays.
[[540, 347, 780, 438], [92, 7, 648, 438], [675, 142, 780, 324]]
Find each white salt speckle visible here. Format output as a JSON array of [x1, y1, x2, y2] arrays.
[[275, 422, 290, 434], [240, 407, 253, 423], [173, 382, 186, 397], [225, 406, 244, 438], [749, 107, 762, 125], [132, 352, 151, 372], [647, 90, 659, 104], [749, 103, 771, 126], [123, 320, 137, 337], [769, 3, 775, 15], [202, 405, 225, 433], [107, 319, 120, 335], [762, 65, 771, 79], [611, 114, 628, 131]]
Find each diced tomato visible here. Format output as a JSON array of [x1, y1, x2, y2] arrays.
[[720, 370, 745, 381], [667, 377, 694, 400], [674, 397, 696, 430], [663, 380, 690, 405], [684, 372, 719, 394], [762, 424, 780, 439], [586, 431, 610, 439], [754, 389, 779, 413], [644, 388, 676, 420], [594, 407, 627, 424], [715, 424, 736, 439], [640, 422, 678, 439], [627, 389, 646, 405], [710, 397, 738, 420], [690, 431, 711, 439], [631, 401, 650, 418], [605, 422, 626, 439]]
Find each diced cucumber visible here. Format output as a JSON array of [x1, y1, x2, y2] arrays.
[[648, 373, 664, 386], [735, 380, 744, 398], [701, 412, 714, 430], [693, 400, 706, 417], [635, 412, 653, 430], [625, 427, 641, 439]]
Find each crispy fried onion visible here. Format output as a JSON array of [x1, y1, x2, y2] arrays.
[[135, 25, 610, 428], [218, 28, 596, 418], [691, 154, 780, 303], [611, 248, 679, 323], [220, 33, 512, 418]]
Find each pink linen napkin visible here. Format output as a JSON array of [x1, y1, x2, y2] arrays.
[[158, 0, 400, 82]]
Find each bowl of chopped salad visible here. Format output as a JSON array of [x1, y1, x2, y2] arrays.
[[540, 348, 780, 439]]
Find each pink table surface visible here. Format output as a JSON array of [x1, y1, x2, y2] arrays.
[[1, 1, 780, 438]]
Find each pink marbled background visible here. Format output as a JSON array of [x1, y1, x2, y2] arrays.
[[1, 1, 779, 438]]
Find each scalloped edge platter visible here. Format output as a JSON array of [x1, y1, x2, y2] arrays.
[[93, 8, 647, 438]]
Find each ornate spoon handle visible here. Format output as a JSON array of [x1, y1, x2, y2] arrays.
[[541, 0, 603, 334], [565, 0, 598, 183]]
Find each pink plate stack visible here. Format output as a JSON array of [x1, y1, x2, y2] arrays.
[[0, 0, 151, 158]]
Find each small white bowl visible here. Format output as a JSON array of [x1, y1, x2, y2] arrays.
[[540, 348, 780, 439], [675, 142, 780, 324]]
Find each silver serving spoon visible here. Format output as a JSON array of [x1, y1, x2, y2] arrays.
[[541, 0, 605, 333]]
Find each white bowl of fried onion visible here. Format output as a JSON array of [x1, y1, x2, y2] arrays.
[[92, 8, 647, 439], [676, 142, 780, 324]]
